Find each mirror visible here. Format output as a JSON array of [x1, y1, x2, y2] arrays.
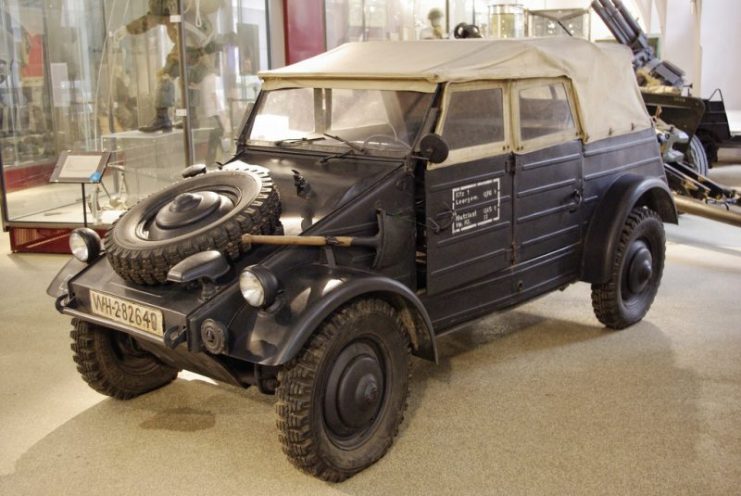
[[418, 133, 449, 164]]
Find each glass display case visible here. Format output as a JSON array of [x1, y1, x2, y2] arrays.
[[0, 0, 269, 252], [527, 8, 590, 39], [324, 0, 485, 48], [488, 3, 525, 39]]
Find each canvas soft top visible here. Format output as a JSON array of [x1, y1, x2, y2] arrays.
[[259, 38, 653, 144]]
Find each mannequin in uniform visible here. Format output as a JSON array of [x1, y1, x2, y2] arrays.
[[113, 0, 222, 133]]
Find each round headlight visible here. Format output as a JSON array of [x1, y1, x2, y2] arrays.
[[239, 265, 279, 308], [69, 228, 101, 262], [239, 269, 265, 307]]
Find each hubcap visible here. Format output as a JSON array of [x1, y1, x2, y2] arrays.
[[148, 190, 234, 241], [626, 240, 653, 295], [109, 332, 160, 375], [324, 340, 386, 445]]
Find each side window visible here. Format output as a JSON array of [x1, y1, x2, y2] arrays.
[[518, 82, 575, 141], [442, 88, 504, 150]]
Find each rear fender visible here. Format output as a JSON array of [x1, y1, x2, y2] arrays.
[[233, 265, 438, 366], [581, 173, 677, 284]]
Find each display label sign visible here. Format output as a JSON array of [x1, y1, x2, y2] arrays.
[[451, 178, 501, 234], [50, 151, 110, 184]]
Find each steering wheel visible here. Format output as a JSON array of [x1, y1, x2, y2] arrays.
[[362, 134, 412, 151]]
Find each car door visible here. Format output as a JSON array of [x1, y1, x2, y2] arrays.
[[424, 82, 513, 295], [511, 78, 583, 269]]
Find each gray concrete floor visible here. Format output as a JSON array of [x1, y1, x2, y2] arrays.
[[1, 166, 740, 496]]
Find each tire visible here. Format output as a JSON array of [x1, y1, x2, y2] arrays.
[[697, 131, 719, 165], [275, 299, 411, 482], [105, 166, 280, 285], [685, 134, 709, 176], [70, 319, 178, 400], [591, 207, 665, 330]]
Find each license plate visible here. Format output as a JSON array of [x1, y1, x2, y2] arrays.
[[90, 291, 164, 336]]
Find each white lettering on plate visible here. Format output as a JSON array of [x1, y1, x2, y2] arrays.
[[451, 178, 501, 234]]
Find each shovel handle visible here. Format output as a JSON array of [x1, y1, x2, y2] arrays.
[[242, 234, 354, 247]]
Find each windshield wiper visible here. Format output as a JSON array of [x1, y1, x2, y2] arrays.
[[322, 133, 366, 153], [318, 133, 369, 164], [274, 136, 324, 147], [319, 148, 362, 164]]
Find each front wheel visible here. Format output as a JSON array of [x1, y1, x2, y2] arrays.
[[70, 319, 178, 399], [591, 207, 666, 329], [275, 299, 411, 482]]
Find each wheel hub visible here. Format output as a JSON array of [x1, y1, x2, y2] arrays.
[[325, 341, 385, 441], [626, 241, 653, 294], [148, 191, 234, 241]]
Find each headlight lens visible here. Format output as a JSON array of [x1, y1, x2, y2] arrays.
[[69, 228, 101, 262], [239, 266, 279, 307], [239, 269, 265, 307]]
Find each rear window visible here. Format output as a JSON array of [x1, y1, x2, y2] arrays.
[[518, 83, 575, 141]]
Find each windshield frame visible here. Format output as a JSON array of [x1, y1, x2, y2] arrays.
[[237, 85, 437, 158]]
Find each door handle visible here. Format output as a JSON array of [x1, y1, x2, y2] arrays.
[[428, 205, 454, 234], [570, 189, 583, 212]]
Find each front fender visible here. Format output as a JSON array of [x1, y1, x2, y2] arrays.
[[233, 264, 437, 366], [581, 173, 677, 284], [47, 257, 91, 300]]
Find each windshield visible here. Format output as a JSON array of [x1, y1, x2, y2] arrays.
[[246, 88, 434, 155]]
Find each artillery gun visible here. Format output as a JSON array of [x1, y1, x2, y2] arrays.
[[593, 0, 740, 226]]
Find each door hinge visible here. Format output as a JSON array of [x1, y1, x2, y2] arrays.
[[505, 154, 516, 175]]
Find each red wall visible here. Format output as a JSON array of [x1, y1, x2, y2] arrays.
[[284, 0, 326, 65]]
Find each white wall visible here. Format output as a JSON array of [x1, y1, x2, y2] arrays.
[[700, 0, 741, 110], [661, 0, 701, 94]]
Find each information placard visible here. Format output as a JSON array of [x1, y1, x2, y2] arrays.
[[50, 151, 111, 184]]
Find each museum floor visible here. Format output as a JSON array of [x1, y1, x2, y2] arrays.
[[1, 164, 740, 496]]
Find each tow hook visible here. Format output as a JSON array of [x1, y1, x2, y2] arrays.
[[54, 293, 76, 313]]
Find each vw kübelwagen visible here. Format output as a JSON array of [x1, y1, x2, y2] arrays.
[[49, 38, 676, 481]]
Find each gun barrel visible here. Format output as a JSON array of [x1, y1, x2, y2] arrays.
[[591, 0, 631, 45], [613, 0, 644, 37]]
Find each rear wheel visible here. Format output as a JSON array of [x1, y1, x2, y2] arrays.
[[275, 299, 411, 482], [70, 319, 178, 399], [591, 207, 665, 329]]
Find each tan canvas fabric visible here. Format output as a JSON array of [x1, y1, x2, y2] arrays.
[[260, 38, 652, 144]]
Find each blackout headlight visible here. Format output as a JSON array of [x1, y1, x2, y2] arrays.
[[69, 228, 101, 262], [239, 266, 278, 307]]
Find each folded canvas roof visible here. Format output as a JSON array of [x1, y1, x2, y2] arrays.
[[260, 38, 653, 144]]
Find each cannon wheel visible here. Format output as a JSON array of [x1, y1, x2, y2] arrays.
[[686, 135, 709, 176]]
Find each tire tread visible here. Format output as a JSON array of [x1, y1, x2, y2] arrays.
[[591, 207, 665, 329], [275, 299, 411, 482]]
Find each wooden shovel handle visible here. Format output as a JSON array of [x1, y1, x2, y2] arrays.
[[242, 234, 355, 247]]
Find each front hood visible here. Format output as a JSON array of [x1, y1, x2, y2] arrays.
[[231, 149, 405, 235]]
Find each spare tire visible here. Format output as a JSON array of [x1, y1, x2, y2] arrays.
[[105, 165, 280, 285]]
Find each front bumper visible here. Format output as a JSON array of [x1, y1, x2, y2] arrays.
[[50, 256, 262, 384]]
